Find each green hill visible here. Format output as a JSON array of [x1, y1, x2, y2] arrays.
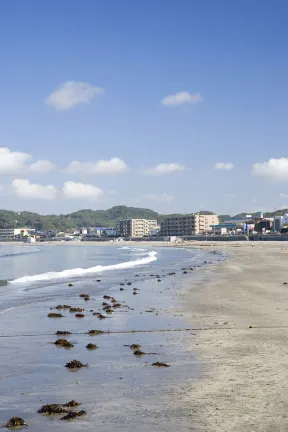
[[0, 206, 286, 231]]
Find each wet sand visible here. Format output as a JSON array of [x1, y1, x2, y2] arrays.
[[0, 247, 224, 431], [181, 242, 288, 431]]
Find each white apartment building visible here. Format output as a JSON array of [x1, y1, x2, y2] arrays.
[[116, 219, 158, 237], [0, 228, 35, 241]]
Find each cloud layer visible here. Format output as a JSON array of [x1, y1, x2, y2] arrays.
[[0, 148, 55, 175], [252, 158, 288, 181], [161, 91, 203, 106], [144, 163, 185, 176], [45, 81, 104, 111], [11, 179, 57, 200], [62, 181, 104, 200], [65, 158, 129, 175], [214, 162, 234, 171]]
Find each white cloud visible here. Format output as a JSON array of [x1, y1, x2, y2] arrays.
[[29, 160, 56, 173], [214, 162, 234, 171], [144, 163, 185, 176], [161, 91, 203, 106], [0, 148, 55, 175], [62, 181, 104, 200], [65, 158, 129, 175], [280, 193, 288, 199], [11, 179, 58, 200], [144, 193, 174, 203], [45, 81, 104, 111], [252, 158, 288, 181]]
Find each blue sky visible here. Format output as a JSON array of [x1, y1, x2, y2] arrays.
[[0, 0, 288, 215]]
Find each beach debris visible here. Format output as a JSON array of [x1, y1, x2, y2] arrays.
[[130, 344, 141, 350], [283, 282, 287, 285], [157, 279, 161, 282], [249, 325, 254, 328], [110, 298, 117, 303], [83, 296, 90, 301], [70, 307, 84, 313], [127, 282, 132, 286], [54, 339, 74, 348], [56, 304, 71, 310], [96, 279, 101, 282], [120, 283, 125, 286], [133, 349, 146, 356], [48, 313, 64, 318], [38, 404, 69, 415], [75, 313, 85, 318], [64, 400, 80, 407], [152, 362, 170, 367], [103, 295, 112, 300], [167, 272, 176, 276], [93, 312, 107, 319], [87, 329, 104, 335], [79, 294, 89, 298], [55, 331, 72, 335], [102, 302, 109, 306], [105, 308, 113, 314], [103, 305, 111, 310], [60, 410, 86, 421], [133, 292, 138, 295], [68, 283, 73, 287], [86, 343, 97, 350], [65, 360, 88, 369], [120, 287, 124, 291], [4, 417, 27, 428], [112, 303, 121, 308], [183, 271, 188, 274]]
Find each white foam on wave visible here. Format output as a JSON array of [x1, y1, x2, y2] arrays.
[[9, 251, 158, 284]]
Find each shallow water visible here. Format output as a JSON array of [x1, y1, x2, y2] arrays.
[[0, 244, 224, 430]]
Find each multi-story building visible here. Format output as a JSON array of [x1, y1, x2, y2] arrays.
[[160, 214, 219, 236], [116, 219, 158, 237], [0, 228, 35, 241]]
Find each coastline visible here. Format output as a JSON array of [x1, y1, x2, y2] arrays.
[[181, 241, 288, 431]]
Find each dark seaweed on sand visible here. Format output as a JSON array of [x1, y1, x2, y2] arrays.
[[86, 343, 97, 350], [60, 410, 86, 420], [56, 331, 72, 335], [152, 362, 170, 367], [38, 404, 69, 415], [54, 339, 74, 348], [5, 417, 27, 427], [48, 313, 64, 318], [65, 360, 88, 369], [86, 329, 104, 335]]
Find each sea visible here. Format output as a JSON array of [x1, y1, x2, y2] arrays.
[[0, 243, 224, 431]]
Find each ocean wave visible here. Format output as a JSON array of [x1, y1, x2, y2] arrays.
[[9, 251, 158, 284], [0, 249, 41, 259]]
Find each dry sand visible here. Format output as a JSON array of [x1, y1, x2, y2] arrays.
[[181, 242, 288, 432]]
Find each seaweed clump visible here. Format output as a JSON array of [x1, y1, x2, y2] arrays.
[[64, 400, 80, 407], [79, 293, 89, 298], [54, 339, 74, 348], [56, 331, 72, 335], [5, 417, 27, 428], [38, 404, 68, 415], [152, 362, 170, 367], [68, 283, 73, 287], [87, 329, 104, 335], [93, 312, 106, 320], [86, 343, 97, 350], [48, 313, 63, 318], [133, 350, 146, 356], [75, 313, 85, 318], [70, 307, 84, 313], [130, 344, 141, 350], [60, 410, 86, 421], [65, 360, 88, 369]]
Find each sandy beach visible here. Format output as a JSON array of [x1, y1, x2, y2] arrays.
[[181, 241, 288, 431]]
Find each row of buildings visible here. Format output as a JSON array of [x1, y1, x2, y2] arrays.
[[115, 214, 219, 237]]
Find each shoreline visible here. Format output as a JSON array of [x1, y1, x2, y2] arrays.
[[181, 242, 288, 431]]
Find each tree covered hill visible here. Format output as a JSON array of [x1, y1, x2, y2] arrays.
[[0, 206, 287, 231]]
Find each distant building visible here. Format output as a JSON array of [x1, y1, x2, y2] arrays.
[[0, 228, 35, 241], [160, 214, 219, 236], [116, 219, 158, 237]]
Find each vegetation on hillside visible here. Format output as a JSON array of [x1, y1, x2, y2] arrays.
[[0, 205, 285, 231]]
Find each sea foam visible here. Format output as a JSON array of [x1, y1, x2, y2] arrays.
[[10, 250, 157, 284]]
